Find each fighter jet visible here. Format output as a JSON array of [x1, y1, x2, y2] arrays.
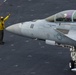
[[6, 10, 76, 71]]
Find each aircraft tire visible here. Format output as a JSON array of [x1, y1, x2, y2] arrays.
[[69, 60, 75, 69]]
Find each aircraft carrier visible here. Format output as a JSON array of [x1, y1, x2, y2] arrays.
[[0, 0, 76, 75]]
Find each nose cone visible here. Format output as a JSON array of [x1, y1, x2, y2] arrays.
[[6, 23, 22, 35]]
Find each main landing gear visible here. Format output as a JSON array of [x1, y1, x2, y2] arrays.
[[69, 46, 76, 70]]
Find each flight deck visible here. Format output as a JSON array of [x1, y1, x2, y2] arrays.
[[0, 0, 76, 75]]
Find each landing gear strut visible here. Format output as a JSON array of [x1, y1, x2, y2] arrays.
[[69, 46, 76, 69]]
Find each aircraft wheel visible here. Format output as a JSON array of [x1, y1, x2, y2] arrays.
[[69, 60, 75, 69]]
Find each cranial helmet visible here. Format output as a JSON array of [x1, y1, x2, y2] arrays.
[[0, 16, 4, 20], [0, 16, 3, 19]]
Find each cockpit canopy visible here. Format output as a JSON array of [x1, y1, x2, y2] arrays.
[[46, 10, 76, 22]]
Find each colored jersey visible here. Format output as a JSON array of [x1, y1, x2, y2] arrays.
[[0, 14, 10, 30]]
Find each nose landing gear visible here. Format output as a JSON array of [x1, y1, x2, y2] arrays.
[[69, 47, 76, 70]]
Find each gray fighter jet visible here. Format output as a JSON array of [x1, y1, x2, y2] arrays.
[[6, 10, 76, 71]]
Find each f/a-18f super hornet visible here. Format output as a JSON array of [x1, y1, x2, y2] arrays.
[[6, 10, 76, 71]]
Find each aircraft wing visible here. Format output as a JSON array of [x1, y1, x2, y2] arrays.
[[56, 28, 76, 41], [66, 30, 76, 41], [55, 28, 76, 46]]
